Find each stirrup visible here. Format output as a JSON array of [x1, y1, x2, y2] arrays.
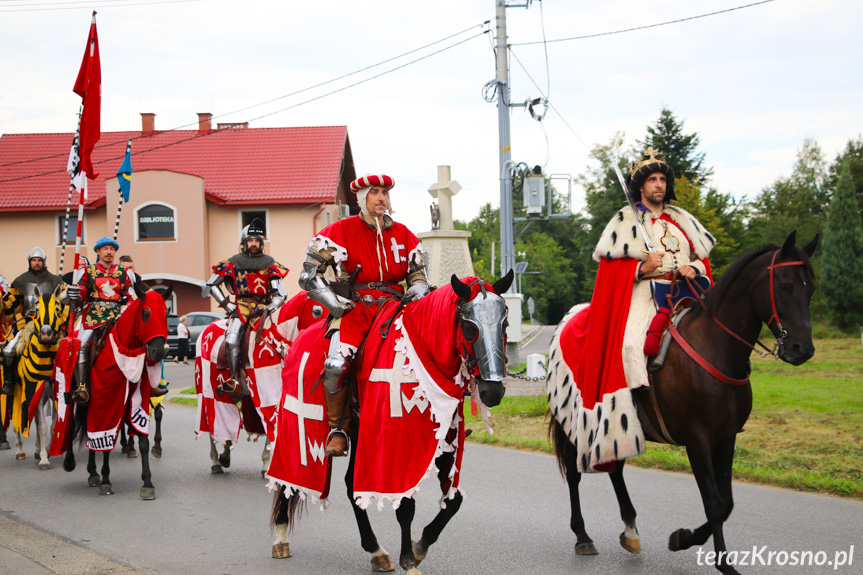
[[73, 383, 90, 404], [325, 428, 349, 457]]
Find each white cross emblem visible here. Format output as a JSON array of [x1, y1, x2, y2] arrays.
[[202, 332, 215, 354], [251, 277, 267, 292], [369, 350, 425, 418], [390, 238, 406, 263], [283, 352, 325, 466]]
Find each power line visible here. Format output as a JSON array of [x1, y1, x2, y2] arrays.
[[0, 29, 488, 184], [510, 0, 776, 46], [0, 21, 488, 169], [0, 0, 200, 12]]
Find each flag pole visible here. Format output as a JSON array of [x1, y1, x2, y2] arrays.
[[60, 106, 83, 275], [113, 139, 132, 241], [67, 10, 98, 332]]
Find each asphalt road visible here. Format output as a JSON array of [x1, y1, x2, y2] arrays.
[[1, 362, 861, 575]]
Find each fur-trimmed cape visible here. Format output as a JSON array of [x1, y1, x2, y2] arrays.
[[593, 204, 716, 263]]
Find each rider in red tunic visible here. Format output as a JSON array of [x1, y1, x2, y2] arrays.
[[298, 173, 429, 456], [205, 218, 288, 392]]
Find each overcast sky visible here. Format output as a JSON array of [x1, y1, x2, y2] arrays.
[[1, 0, 861, 235]]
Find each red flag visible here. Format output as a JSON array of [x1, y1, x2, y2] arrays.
[[73, 12, 101, 179]]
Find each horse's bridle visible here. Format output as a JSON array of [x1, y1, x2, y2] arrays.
[[669, 249, 808, 386]]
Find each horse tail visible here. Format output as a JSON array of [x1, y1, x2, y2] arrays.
[[548, 416, 573, 478], [73, 402, 89, 448], [270, 485, 306, 534]]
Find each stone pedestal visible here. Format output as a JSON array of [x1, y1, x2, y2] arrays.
[[417, 230, 474, 287]]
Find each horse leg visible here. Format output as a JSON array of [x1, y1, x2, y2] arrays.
[[138, 434, 155, 500], [261, 438, 271, 479], [209, 435, 223, 474], [87, 448, 101, 486], [395, 497, 421, 575], [563, 446, 597, 555], [151, 404, 163, 458], [15, 430, 25, 460], [411, 450, 464, 564], [219, 439, 232, 469], [36, 397, 54, 470], [0, 418, 9, 450], [345, 438, 394, 572], [271, 486, 293, 559], [99, 450, 113, 495], [125, 425, 138, 458], [668, 439, 739, 562], [668, 441, 740, 575], [119, 422, 129, 453], [609, 460, 641, 553]]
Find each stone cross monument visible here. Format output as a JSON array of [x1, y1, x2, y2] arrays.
[[417, 166, 474, 287]]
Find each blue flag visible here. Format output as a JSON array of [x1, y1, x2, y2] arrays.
[[117, 140, 133, 202]]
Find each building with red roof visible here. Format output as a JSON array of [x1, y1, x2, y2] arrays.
[[0, 113, 357, 316]]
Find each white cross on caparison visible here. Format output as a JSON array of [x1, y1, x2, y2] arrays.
[[283, 352, 324, 466], [369, 350, 419, 418]]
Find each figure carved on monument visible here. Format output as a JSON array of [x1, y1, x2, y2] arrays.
[[430, 203, 440, 230]]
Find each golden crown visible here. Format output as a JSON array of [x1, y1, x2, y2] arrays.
[[630, 147, 666, 177]]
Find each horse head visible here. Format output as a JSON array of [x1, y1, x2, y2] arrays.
[[761, 231, 819, 366], [121, 282, 171, 363], [32, 285, 67, 345], [450, 269, 515, 407]]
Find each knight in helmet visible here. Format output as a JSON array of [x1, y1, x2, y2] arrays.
[[66, 237, 135, 403], [204, 218, 288, 392], [2, 247, 68, 395], [299, 173, 430, 457]]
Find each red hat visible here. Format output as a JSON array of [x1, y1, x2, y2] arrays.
[[350, 174, 394, 193]]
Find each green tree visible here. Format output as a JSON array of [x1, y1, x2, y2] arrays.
[[820, 161, 863, 331], [672, 176, 741, 275], [455, 202, 499, 281], [637, 107, 714, 187], [747, 138, 828, 248], [827, 136, 863, 215], [516, 230, 577, 324]]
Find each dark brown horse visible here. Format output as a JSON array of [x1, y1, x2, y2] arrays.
[[549, 232, 818, 574]]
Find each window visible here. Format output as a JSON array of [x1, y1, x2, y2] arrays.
[[57, 214, 85, 246], [240, 210, 268, 239], [137, 203, 176, 241]]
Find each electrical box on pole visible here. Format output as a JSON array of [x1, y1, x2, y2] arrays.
[[524, 165, 545, 215]]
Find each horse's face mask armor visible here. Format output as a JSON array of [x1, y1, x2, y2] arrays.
[[451, 270, 515, 408]]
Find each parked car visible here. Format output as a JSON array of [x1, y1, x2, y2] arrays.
[[167, 311, 225, 359]]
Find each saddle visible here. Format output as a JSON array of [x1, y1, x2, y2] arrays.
[[214, 308, 270, 371]]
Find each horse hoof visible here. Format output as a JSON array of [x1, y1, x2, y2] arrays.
[[88, 475, 101, 487], [404, 567, 422, 575], [151, 447, 162, 459], [0, 442, 9, 450], [99, 484, 114, 496], [619, 532, 641, 554], [121, 444, 130, 454], [411, 540, 428, 564], [127, 449, 138, 458], [16, 452, 26, 460], [668, 528, 693, 552], [218, 454, 231, 468], [140, 487, 156, 500], [63, 460, 76, 472], [272, 542, 292, 559], [575, 541, 598, 555], [39, 463, 50, 470], [211, 464, 223, 474], [370, 553, 395, 572]]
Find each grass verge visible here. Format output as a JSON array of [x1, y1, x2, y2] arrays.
[[465, 338, 863, 499]]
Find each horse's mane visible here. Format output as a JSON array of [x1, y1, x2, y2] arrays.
[[697, 244, 779, 317]]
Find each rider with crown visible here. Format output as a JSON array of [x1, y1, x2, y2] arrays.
[[590, 147, 715, 390], [205, 218, 288, 393], [298, 173, 430, 457], [1, 247, 68, 395], [66, 237, 135, 402]]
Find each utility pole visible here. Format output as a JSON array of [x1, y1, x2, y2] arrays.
[[495, 0, 516, 290]]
